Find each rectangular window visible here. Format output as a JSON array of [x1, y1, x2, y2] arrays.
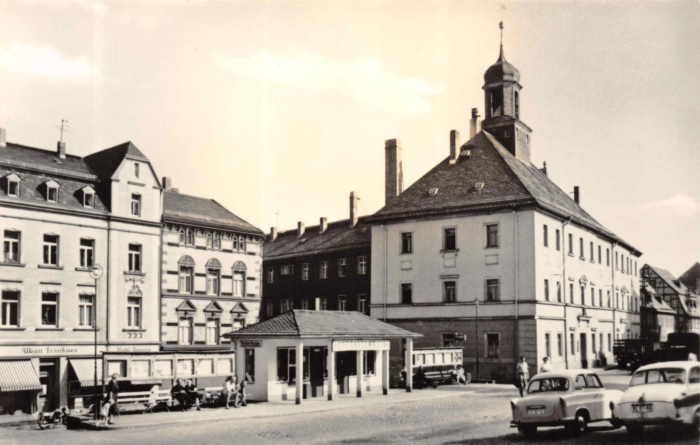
[[592, 333, 596, 354], [486, 224, 499, 248], [579, 237, 584, 258], [127, 297, 141, 328], [47, 187, 58, 203], [544, 279, 550, 302], [557, 333, 563, 356], [634, 261, 637, 276], [301, 298, 309, 310], [338, 258, 347, 277], [320, 261, 328, 279], [607, 290, 611, 308], [179, 318, 193, 345], [338, 295, 346, 311], [443, 281, 457, 303], [239, 236, 246, 252], [568, 233, 573, 255], [266, 301, 274, 318], [281, 299, 292, 313], [206, 318, 220, 345], [1, 291, 19, 327], [570, 333, 575, 356], [302, 263, 310, 280], [401, 232, 413, 254], [580, 286, 585, 305], [43, 234, 59, 266], [615, 252, 619, 269], [607, 333, 611, 352], [621, 254, 625, 273], [80, 239, 94, 269], [131, 194, 141, 217], [84, 192, 94, 208], [486, 279, 500, 301], [401, 283, 413, 305], [590, 242, 594, 261], [443, 228, 456, 251], [245, 349, 255, 383], [598, 245, 602, 264], [277, 348, 296, 383], [41, 293, 58, 327], [8, 180, 19, 197], [267, 267, 274, 283], [179, 266, 193, 294], [599, 333, 603, 354], [591, 288, 595, 306], [486, 333, 500, 358], [213, 233, 221, 249], [606, 248, 610, 266], [557, 281, 562, 303], [357, 256, 367, 275], [3, 230, 20, 263], [134, 162, 140, 178], [363, 350, 376, 375], [599, 289, 603, 307], [358, 294, 366, 314], [545, 333, 551, 358], [320, 297, 327, 310], [128, 244, 141, 272], [569, 283, 574, 304], [232, 235, 238, 250], [555, 229, 560, 251], [78, 295, 94, 327]]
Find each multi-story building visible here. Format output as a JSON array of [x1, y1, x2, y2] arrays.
[[641, 264, 700, 335], [367, 38, 642, 382], [262, 192, 371, 320]]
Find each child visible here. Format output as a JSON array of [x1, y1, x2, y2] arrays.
[[96, 399, 113, 428], [238, 380, 248, 407]]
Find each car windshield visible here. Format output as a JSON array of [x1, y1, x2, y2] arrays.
[[528, 377, 570, 394], [630, 368, 686, 386]]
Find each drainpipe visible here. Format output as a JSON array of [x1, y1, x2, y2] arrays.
[[562, 217, 571, 369], [383, 224, 388, 322], [513, 209, 519, 364], [612, 241, 618, 345]]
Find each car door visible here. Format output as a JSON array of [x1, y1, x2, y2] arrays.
[[568, 374, 590, 416], [688, 366, 700, 407], [584, 373, 605, 420]]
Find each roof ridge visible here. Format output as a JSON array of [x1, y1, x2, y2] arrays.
[[6, 142, 86, 160], [275, 215, 370, 235]]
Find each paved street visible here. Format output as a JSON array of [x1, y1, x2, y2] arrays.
[[1, 370, 696, 445]]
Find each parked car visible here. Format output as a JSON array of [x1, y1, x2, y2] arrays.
[[617, 361, 700, 436], [510, 369, 623, 437]]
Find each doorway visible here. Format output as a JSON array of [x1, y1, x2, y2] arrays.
[[309, 347, 327, 397], [39, 359, 58, 412], [336, 351, 356, 394], [580, 333, 588, 369]]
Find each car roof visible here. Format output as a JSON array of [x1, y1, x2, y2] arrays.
[[636, 361, 699, 373], [530, 369, 599, 380]]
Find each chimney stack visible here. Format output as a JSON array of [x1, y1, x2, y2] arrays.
[[320, 217, 328, 234], [162, 176, 173, 191], [349, 192, 359, 228], [449, 130, 460, 165], [385, 139, 403, 206], [297, 221, 305, 238], [270, 227, 278, 242], [0, 128, 6, 148], [57, 141, 66, 160], [540, 161, 548, 177], [469, 108, 481, 138], [574, 186, 580, 205]]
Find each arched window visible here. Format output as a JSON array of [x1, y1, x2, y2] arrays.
[[213, 232, 221, 249], [178, 256, 195, 294], [179, 229, 186, 244], [186, 229, 194, 246], [239, 236, 246, 252], [514, 91, 519, 119], [233, 261, 247, 297], [206, 259, 222, 296], [233, 235, 238, 251]]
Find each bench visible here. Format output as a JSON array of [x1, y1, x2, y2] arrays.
[[200, 387, 226, 406], [107, 390, 172, 414]]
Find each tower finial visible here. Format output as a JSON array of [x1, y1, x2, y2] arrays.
[[499, 4, 506, 61]]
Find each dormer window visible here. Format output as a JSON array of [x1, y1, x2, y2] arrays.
[[45, 180, 60, 203], [81, 186, 96, 208], [5, 174, 20, 197]]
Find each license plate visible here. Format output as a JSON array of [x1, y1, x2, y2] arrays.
[[527, 407, 546, 416], [632, 404, 653, 413]]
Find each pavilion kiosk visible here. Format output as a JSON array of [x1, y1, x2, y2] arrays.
[[223, 310, 421, 404]]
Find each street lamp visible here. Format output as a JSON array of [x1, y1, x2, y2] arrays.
[[474, 298, 479, 383], [89, 265, 103, 421]]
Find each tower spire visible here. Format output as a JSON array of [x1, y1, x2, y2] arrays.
[[499, 20, 505, 61]]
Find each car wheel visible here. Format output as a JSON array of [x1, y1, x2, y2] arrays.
[[568, 412, 588, 436], [610, 419, 623, 430], [626, 423, 644, 436], [518, 425, 536, 437]]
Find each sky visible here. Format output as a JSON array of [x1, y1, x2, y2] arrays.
[[0, 0, 698, 277]]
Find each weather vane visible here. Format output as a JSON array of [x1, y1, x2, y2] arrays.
[[57, 119, 70, 142]]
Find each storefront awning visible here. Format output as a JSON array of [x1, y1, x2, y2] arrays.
[[70, 358, 103, 387], [129, 378, 163, 385], [0, 360, 41, 392]]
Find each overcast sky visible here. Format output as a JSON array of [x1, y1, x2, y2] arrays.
[[0, 0, 698, 277]]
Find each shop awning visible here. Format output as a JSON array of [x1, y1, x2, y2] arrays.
[[129, 378, 163, 385], [70, 358, 103, 387], [0, 360, 41, 392]]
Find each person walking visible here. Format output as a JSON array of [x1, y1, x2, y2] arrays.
[[516, 357, 529, 397], [106, 373, 119, 425], [539, 357, 552, 374]]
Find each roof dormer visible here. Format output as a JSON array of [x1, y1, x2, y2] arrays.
[[81, 185, 96, 208], [5, 173, 20, 197], [44, 179, 60, 203]]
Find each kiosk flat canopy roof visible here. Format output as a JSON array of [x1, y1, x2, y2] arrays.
[[223, 310, 422, 339]]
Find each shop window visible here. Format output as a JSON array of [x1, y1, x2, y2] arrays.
[[277, 348, 296, 384], [401, 283, 413, 305], [1, 291, 19, 327], [486, 333, 500, 358], [245, 349, 255, 383], [43, 234, 59, 266], [80, 239, 94, 269], [3, 230, 20, 264], [41, 293, 58, 327], [79, 295, 94, 327]]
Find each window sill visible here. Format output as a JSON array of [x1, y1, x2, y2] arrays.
[[0, 262, 25, 268], [484, 246, 499, 250], [0, 327, 26, 331], [124, 271, 146, 276], [579, 257, 586, 261], [440, 249, 459, 254], [123, 328, 147, 332], [36, 327, 64, 331], [75, 267, 93, 272], [568, 253, 574, 257], [400, 252, 413, 256], [74, 327, 99, 331], [38, 264, 64, 270]]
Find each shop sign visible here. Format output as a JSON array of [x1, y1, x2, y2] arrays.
[[333, 340, 390, 352], [0, 345, 106, 357], [240, 340, 262, 348], [107, 345, 160, 353]]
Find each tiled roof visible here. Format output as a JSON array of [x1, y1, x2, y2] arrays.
[[263, 217, 371, 260], [642, 285, 675, 314], [368, 131, 639, 253], [680, 262, 700, 291], [222, 310, 422, 339], [646, 264, 699, 316], [163, 190, 264, 235], [1, 143, 97, 180], [83, 141, 148, 183]]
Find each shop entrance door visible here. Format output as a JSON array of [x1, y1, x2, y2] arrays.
[[336, 351, 355, 394], [309, 347, 326, 398], [39, 359, 58, 412], [580, 333, 588, 369]]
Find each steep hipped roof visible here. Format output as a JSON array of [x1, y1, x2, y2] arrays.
[[83, 141, 148, 182], [680, 262, 700, 291], [222, 310, 422, 339], [264, 216, 371, 260], [2, 142, 98, 180], [163, 190, 264, 235], [368, 131, 639, 254]]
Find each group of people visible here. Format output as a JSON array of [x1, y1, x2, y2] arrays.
[[516, 356, 553, 397], [171, 379, 203, 411]]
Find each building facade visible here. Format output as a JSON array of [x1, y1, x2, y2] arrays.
[[641, 264, 700, 335], [367, 39, 642, 383]]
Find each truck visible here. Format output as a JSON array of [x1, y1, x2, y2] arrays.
[[613, 339, 663, 373], [663, 333, 700, 361]]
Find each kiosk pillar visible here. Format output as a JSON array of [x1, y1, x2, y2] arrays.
[[382, 350, 389, 395], [356, 350, 363, 397], [405, 338, 413, 392], [327, 344, 335, 401], [296, 341, 304, 404]]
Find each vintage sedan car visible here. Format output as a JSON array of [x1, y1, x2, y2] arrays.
[[510, 369, 623, 437], [617, 361, 700, 435]]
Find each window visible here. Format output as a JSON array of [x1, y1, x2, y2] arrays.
[[579, 237, 584, 258], [245, 349, 255, 383], [443, 281, 457, 303], [570, 333, 575, 356], [599, 333, 603, 354], [41, 293, 58, 327], [207, 268, 220, 295], [568, 234, 573, 255], [7, 177, 19, 197], [83, 191, 94, 208], [301, 298, 309, 310], [338, 258, 347, 277], [80, 239, 94, 269], [606, 248, 610, 266], [557, 281, 562, 303], [607, 333, 611, 352], [591, 288, 595, 306], [543, 225, 548, 247], [569, 283, 574, 304], [486, 279, 500, 301], [179, 317, 193, 345], [233, 235, 238, 250], [486, 333, 500, 358], [338, 295, 346, 311], [128, 244, 141, 272], [616, 292, 620, 309], [3, 230, 20, 263], [592, 333, 596, 354], [557, 333, 563, 356], [266, 301, 274, 318], [134, 162, 140, 178], [127, 297, 141, 328], [357, 256, 367, 275], [358, 294, 367, 314], [213, 232, 221, 249], [78, 295, 94, 327], [486, 224, 499, 248], [555, 229, 561, 251], [233, 268, 246, 298], [621, 254, 625, 273], [598, 245, 602, 264], [267, 267, 274, 283], [239, 236, 246, 252], [277, 348, 296, 383], [206, 318, 220, 345], [615, 252, 619, 269], [514, 90, 519, 118], [179, 266, 193, 294], [131, 194, 141, 217], [607, 290, 611, 308], [590, 242, 594, 261], [544, 279, 550, 302], [545, 333, 551, 358], [580, 286, 585, 305], [320, 297, 327, 310], [320, 261, 328, 279], [280, 299, 292, 313], [186, 229, 194, 246], [401, 232, 413, 254], [302, 263, 310, 280], [443, 228, 456, 251], [43, 235, 59, 266], [635, 261, 637, 276], [1, 291, 19, 327], [206, 233, 212, 248], [599, 289, 603, 307], [47, 185, 58, 203], [401, 283, 413, 305]]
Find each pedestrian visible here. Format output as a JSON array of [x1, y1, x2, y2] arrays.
[[539, 357, 552, 374], [185, 379, 202, 411], [516, 356, 529, 397], [96, 398, 113, 428], [238, 380, 248, 407], [106, 373, 119, 424], [454, 365, 468, 385], [223, 375, 238, 409]]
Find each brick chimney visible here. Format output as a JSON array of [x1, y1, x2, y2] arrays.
[[349, 191, 359, 228], [270, 227, 278, 241], [162, 176, 173, 191], [469, 108, 481, 138], [0, 128, 6, 148], [57, 141, 66, 160], [297, 221, 305, 238], [449, 130, 460, 165], [320, 217, 328, 234], [385, 139, 403, 206], [574, 186, 580, 205]]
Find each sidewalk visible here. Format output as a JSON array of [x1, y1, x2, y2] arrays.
[[70, 384, 516, 431]]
